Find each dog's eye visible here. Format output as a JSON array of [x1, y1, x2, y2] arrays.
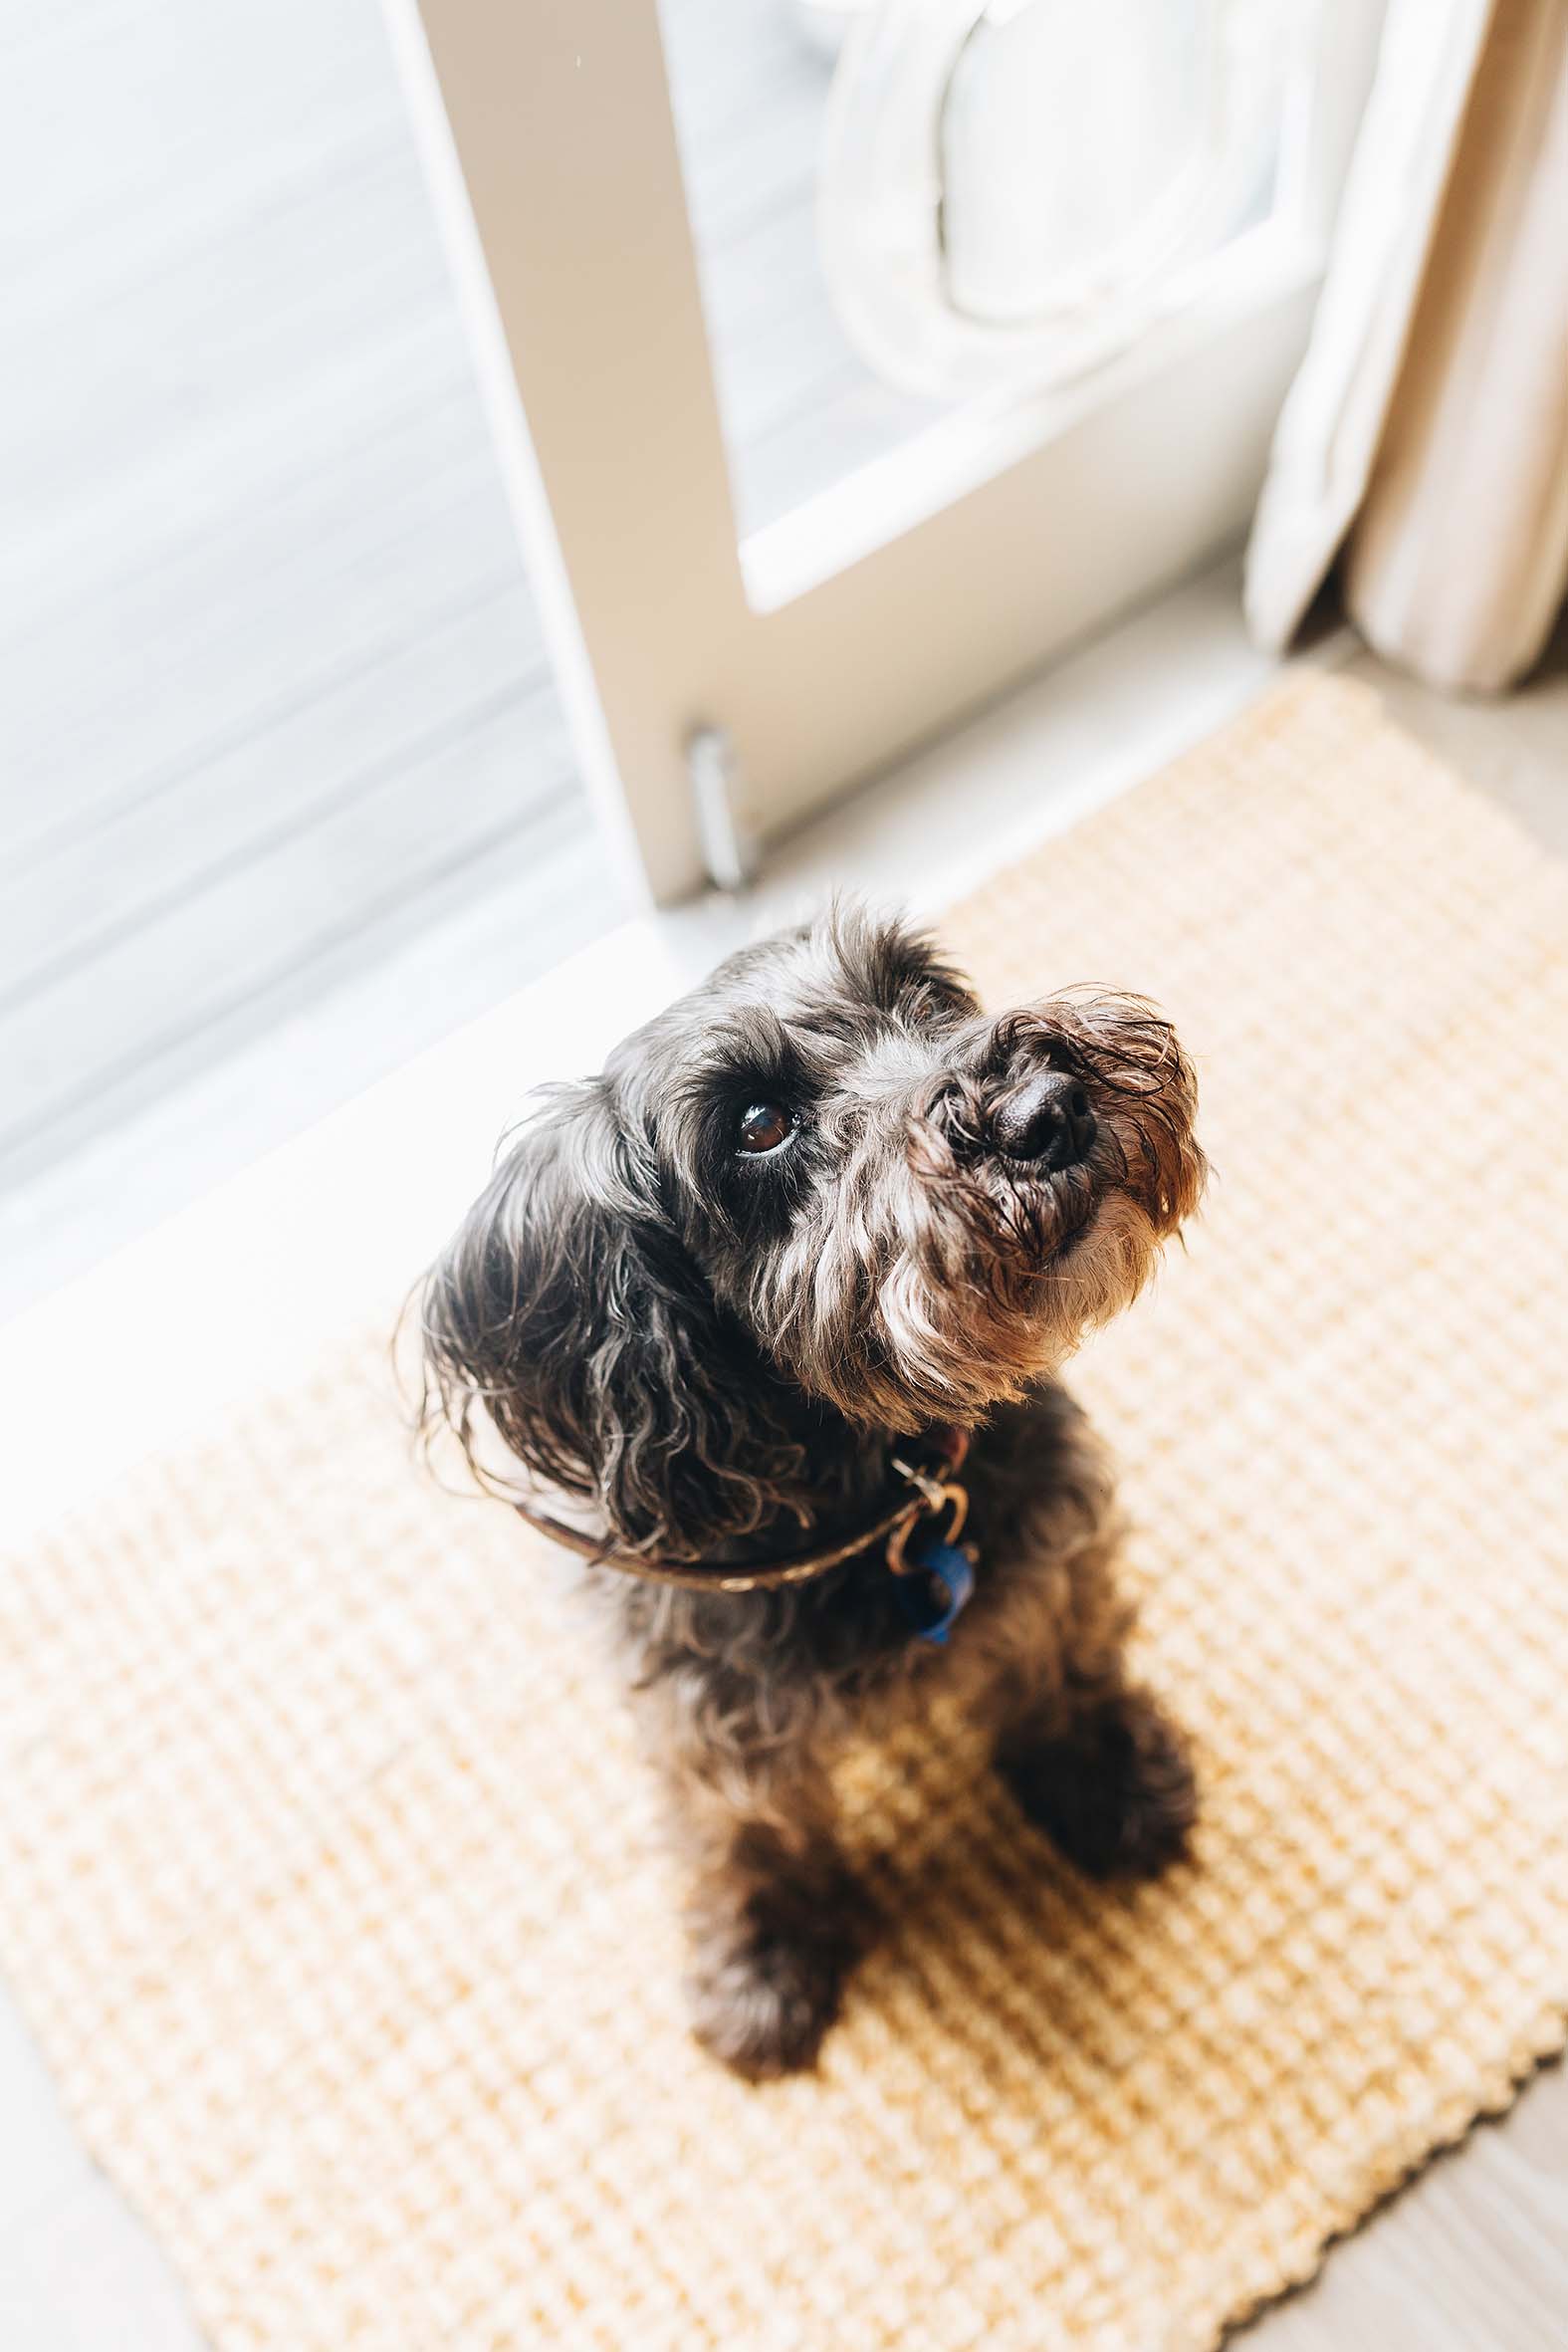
[[737, 1101, 792, 1154]]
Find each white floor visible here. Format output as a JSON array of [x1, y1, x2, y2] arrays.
[[2, 562, 1565, 2349]]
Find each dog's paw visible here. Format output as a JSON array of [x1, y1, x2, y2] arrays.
[[1002, 1690, 1197, 1883], [686, 1922, 850, 2081]]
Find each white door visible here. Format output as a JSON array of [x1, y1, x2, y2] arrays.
[[386, 0, 1385, 901]]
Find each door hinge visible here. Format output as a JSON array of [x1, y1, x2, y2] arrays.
[[687, 725, 760, 893]]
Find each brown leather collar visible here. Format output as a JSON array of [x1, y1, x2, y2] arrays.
[[511, 1427, 972, 1595]]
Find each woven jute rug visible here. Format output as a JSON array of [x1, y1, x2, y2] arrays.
[[2, 675, 1565, 2352]]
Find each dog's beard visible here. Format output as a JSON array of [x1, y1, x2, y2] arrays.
[[759, 995, 1205, 1427], [876, 1174, 1170, 1420]]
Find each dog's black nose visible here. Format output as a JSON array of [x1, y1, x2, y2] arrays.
[[991, 1071, 1097, 1169]]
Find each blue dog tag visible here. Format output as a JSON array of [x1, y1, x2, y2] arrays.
[[896, 1533, 976, 1646]]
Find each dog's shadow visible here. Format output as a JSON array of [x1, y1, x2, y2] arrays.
[[830, 1720, 1198, 2117]]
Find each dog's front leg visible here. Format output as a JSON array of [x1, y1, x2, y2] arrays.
[[980, 1527, 1197, 1885], [650, 1737, 865, 2081], [996, 1669, 1197, 1885]]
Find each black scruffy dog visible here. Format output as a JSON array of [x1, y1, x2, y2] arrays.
[[419, 906, 1206, 2078]]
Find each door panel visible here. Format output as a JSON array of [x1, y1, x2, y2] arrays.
[[390, 0, 1384, 899]]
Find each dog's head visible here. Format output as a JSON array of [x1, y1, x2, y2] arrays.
[[420, 907, 1204, 1556]]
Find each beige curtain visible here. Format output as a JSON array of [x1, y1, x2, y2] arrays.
[[1244, 0, 1568, 694]]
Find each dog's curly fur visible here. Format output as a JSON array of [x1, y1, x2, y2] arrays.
[[419, 907, 1206, 2078]]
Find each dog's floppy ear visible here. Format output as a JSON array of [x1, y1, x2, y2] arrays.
[[419, 1081, 794, 1558]]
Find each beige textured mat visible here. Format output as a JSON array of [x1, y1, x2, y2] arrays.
[[3, 675, 1565, 2352]]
